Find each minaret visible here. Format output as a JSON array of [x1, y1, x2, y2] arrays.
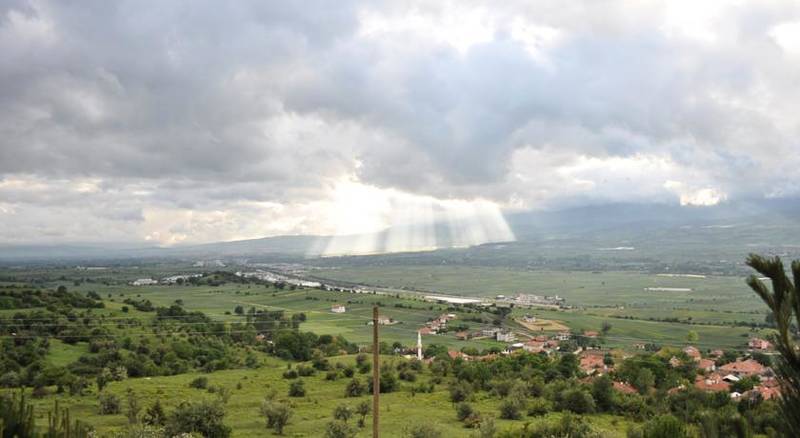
[[417, 330, 423, 360]]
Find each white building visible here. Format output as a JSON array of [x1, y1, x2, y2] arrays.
[[131, 278, 158, 286], [496, 331, 516, 342], [331, 304, 346, 313]]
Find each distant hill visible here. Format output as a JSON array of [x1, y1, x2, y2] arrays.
[[1, 198, 798, 266]]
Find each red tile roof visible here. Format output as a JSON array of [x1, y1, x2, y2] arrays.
[[613, 381, 637, 394], [719, 359, 766, 376], [694, 374, 730, 392]]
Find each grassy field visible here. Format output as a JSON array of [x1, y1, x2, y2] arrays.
[[18, 354, 637, 437], [313, 267, 768, 319], [64, 282, 504, 350]]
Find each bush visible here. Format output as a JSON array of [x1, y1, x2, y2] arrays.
[[325, 419, 357, 438], [99, 393, 122, 415], [345, 378, 366, 397], [142, 399, 166, 426], [165, 400, 231, 438], [449, 382, 472, 403], [563, 389, 596, 414], [333, 404, 353, 422], [282, 369, 298, 379], [527, 397, 552, 417], [456, 402, 474, 421], [297, 365, 315, 377], [261, 399, 292, 435], [642, 414, 688, 438], [0, 371, 21, 388], [289, 380, 306, 397], [189, 376, 208, 389], [404, 423, 443, 438], [499, 399, 522, 420]]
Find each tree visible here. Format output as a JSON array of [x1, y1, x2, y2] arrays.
[[142, 399, 166, 426], [745, 254, 800, 436], [99, 393, 121, 415], [126, 388, 142, 424], [601, 321, 612, 335], [96, 367, 112, 392], [591, 375, 615, 412], [686, 331, 699, 343], [261, 399, 292, 435], [234, 305, 244, 315], [633, 368, 655, 395], [562, 388, 595, 414], [355, 400, 371, 428]]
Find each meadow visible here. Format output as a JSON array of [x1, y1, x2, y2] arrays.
[[21, 354, 637, 437]]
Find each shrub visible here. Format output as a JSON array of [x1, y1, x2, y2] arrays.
[[99, 393, 122, 415], [642, 414, 688, 438], [142, 400, 166, 426], [297, 365, 315, 377], [289, 380, 305, 397], [499, 399, 522, 420], [527, 397, 552, 417], [188, 376, 208, 389], [282, 369, 298, 379], [333, 404, 353, 422], [563, 389, 596, 414], [325, 419, 357, 438], [404, 424, 443, 438], [345, 378, 366, 397], [449, 382, 472, 403], [456, 402, 473, 421], [261, 399, 292, 435], [165, 400, 231, 438]]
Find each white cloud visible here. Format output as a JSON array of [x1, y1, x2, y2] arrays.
[[1, 1, 800, 245]]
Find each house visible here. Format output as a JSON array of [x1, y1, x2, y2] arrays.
[[367, 316, 393, 325], [131, 278, 158, 286], [554, 331, 571, 341], [710, 349, 724, 358], [748, 338, 772, 350], [669, 356, 682, 368], [506, 343, 525, 353], [523, 340, 547, 353], [722, 374, 740, 383], [698, 358, 716, 372], [749, 379, 781, 400], [418, 327, 434, 336], [482, 328, 500, 338], [613, 381, 638, 394], [455, 331, 470, 341], [447, 350, 470, 361], [683, 346, 702, 362], [719, 359, 767, 377], [331, 304, 346, 313], [694, 374, 730, 392], [522, 314, 536, 323], [583, 331, 600, 338], [496, 331, 516, 342], [580, 354, 607, 375]]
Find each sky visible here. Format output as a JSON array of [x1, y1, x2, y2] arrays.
[[1, 0, 800, 246]]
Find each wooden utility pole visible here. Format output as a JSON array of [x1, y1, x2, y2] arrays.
[[372, 305, 380, 438]]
